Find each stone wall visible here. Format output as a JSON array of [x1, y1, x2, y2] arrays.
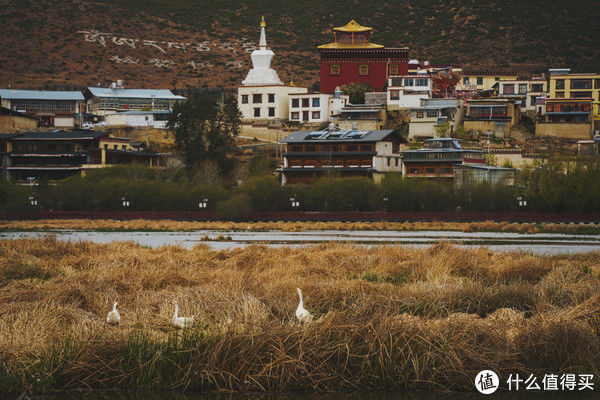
[[535, 123, 591, 139]]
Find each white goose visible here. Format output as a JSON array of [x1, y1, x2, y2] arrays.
[[106, 301, 121, 325], [171, 299, 194, 329], [295, 288, 313, 323]]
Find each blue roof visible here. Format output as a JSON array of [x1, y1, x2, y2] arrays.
[[0, 89, 84, 101], [87, 87, 186, 100]]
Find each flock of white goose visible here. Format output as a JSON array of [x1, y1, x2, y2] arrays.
[[106, 287, 313, 328]]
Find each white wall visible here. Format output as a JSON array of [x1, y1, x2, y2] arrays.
[[238, 86, 308, 121]]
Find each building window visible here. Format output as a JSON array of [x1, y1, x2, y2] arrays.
[[425, 167, 435, 174], [441, 168, 452, 174], [556, 91, 565, 98], [122, 145, 127, 150], [426, 110, 438, 117], [395, 158, 399, 167], [302, 98, 310, 108], [252, 94, 262, 103], [518, 84, 527, 94], [404, 78, 414, 87], [531, 84, 544, 92], [292, 98, 299, 108], [503, 84, 515, 95], [409, 168, 419, 174], [311, 111, 320, 119], [415, 78, 429, 87], [330, 64, 340, 76], [595, 79, 600, 89], [253, 108, 260, 117], [312, 98, 320, 107], [463, 77, 470, 85], [390, 91, 400, 100], [556, 79, 565, 90], [387, 157, 391, 166], [571, 92, 592, 98], [388, 64, 399, 75], [347, 145, 358, 151], [268, 93, 275, 103], [571, 79, 592, 90], [291, 112, 299, 120], [358, 64, 369, 76], [241, 95, 249, 104], [529, 95, 538, 107], [476, 77, 483, 85], [417, 111, 424, 118], [104, 144, 108, 149], [268, 107, 275, 117]]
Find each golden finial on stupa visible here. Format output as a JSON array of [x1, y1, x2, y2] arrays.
[[290, 80, 295, 86], [260, 16, 266, 27]]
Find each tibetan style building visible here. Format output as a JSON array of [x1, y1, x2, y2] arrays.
[[318, 20, 409, 93]]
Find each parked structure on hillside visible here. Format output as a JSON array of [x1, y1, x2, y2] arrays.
[[318, 20, 409, 93], [0, 89, 84, 128], [400, 138, 485, 179], [84, 82, 185, 116], [238, 17, 307, 121], [408, 98, 462, 139], [386, 73, 433, 109], [463, 98, 521, 137], [1, 130, 165, 182], [279, 126, 405, 185]]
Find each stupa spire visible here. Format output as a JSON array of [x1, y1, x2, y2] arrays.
[[259, 16, 267, 50]]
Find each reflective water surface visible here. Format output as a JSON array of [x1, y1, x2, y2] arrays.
[[2, 229, 600, 255]]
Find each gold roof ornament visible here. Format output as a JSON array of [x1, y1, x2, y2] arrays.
[[290, 79, 295, 86], [334, 20, 372, 33], [260, 16, 266, 27]]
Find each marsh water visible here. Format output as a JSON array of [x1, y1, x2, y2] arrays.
[[2, 229, 600, 254]]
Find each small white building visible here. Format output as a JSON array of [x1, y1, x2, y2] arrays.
[[103, 110, 171, 129], [288, 90, 349, 123], [498, 77, 547, 113], [409, 98, 462, 139], [387, 73, 432, 109], [238, 17, 307, 121]]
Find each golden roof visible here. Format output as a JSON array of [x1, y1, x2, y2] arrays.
[[318, 42, 384, 49], [334, 20, 372, 33]]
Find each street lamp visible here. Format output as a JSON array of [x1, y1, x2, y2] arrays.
[[121, 197, 130, 207], [199, 198, 208, 209], [290, 196, 300, 209]]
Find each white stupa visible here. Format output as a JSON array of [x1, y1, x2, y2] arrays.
[[241, 17, 283, 86]]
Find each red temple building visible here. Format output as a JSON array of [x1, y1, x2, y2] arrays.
[[318, 20, 409, 94]]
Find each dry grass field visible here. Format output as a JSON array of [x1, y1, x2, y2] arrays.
[[1, 238, 600, 394], [0, 219, 596, 234]]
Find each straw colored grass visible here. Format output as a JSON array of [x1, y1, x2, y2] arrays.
[[1, 238, 600, 394], [0, 219, 596, 234]]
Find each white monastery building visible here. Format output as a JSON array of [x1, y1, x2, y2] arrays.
[[386, 72, 433, 110], [288, 88, 349, 123], [238, 17, 307, 121]]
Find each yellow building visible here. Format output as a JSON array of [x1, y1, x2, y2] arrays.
[[455, 71, 519, 92], [547, 69, 600, 126]]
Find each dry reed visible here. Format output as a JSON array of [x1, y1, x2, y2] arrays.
[[0, 219, 596, 234], [1, 238, 599, 394]]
